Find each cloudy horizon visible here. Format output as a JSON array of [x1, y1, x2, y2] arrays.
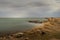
[[0, 0, 60, 18]]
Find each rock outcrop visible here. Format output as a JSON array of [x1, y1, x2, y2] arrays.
[[0, 18, 60, 40]]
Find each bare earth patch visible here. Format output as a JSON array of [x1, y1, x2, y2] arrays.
[[0, 18, 60, 40]]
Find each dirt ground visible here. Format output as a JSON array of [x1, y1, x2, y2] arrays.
[[0, 18, 60, 40]]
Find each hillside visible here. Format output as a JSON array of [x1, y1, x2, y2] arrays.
[[0, 18, 60, 40]]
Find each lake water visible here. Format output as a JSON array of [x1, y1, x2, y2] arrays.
[[0, 18, 44, 33]]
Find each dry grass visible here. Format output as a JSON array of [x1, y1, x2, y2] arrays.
[[0, 18, 60, 40]]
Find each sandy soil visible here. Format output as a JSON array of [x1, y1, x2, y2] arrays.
[[0, 18, 60, 40]]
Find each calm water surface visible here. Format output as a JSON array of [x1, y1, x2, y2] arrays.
[[0, 18, 44, 33]]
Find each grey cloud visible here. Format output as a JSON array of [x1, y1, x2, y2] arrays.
[[53, 9, 60, 17], [0, 0, 60, 18], [27, 1, 49, 7], [0, 0, 12, 7], [27, 6, 60, 17], [0, 0, 49, 8]]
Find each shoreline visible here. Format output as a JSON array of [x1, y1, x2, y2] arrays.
[[0, 18, 60, 40]]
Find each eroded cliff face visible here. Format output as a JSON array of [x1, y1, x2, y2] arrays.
[[17, 18, 60, 40], [0, 18, 60, 40], [31, 18, 60, 40], [32, 18, 60, 32]]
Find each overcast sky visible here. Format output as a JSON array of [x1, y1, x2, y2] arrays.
[[0, 0, 60, 18]]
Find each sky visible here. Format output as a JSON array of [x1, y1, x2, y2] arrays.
[[0, 0, 60, 18]]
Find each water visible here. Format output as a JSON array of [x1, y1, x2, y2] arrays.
[[0, 18, 44, 33]]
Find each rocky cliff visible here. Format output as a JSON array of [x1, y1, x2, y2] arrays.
[[0, 18, 60, 40]]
